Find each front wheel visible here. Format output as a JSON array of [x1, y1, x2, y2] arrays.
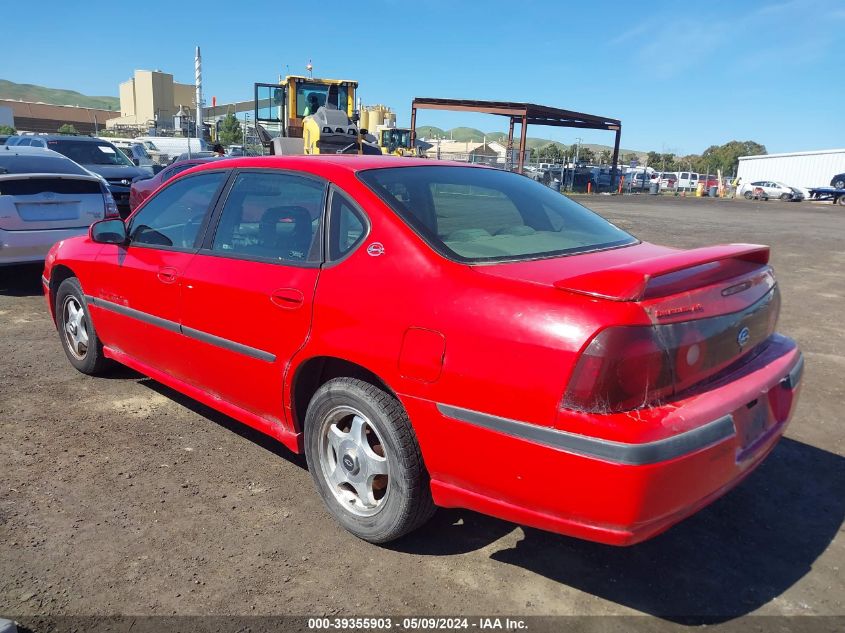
[[834, 179, 845, 189], [744, 190, 753, 199], [55, 277, 111, 375], [836, 195, 845, 206], [780, 193, 791, 201], [304, 378, 435, 543]]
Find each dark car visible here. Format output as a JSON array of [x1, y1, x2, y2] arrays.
[[830, 173, 845, 190], [40, 136, 152, 218], [129, 157, 218, 212]]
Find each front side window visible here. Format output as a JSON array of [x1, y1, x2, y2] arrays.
[[359, 166, 636, 263], [211, 171, 325, 263], [129, 171, 226, 249]]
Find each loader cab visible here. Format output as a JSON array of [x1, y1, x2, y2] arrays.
[[378, 128, 413, 155], [286, 75, 357, 138]]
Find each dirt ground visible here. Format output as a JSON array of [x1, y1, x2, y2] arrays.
[[1, 195, 843, 628]]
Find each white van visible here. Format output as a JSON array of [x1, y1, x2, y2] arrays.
[[675, 171, 700, 190], [135, 137, 208, 163]]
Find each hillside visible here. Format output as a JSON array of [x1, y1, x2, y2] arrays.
[[0, 79, 120, 110], [415, 125, 644, 158]]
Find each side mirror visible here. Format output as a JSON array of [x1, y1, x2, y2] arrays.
[[90, 218, 127, 244]]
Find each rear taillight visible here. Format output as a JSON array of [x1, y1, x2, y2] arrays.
[[563, 287, 780, 413], [102, 186, 120, 218]]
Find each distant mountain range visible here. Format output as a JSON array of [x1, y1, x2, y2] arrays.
[[0, 79, 645, 157], [415, 125, 645, 158], [0, 79, 120, 110]]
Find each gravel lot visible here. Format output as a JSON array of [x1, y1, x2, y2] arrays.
[[1, 195, 843, 629]]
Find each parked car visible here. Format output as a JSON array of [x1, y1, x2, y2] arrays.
[[651, 171, 677, 190], [43, 156, 803, 545], [169, 151, 218, 164], [624, 171, 650, 191], [134, 136, 208, 164], [0, 135, 11, 145], [830, 173, 845, 189], [129, 157, 219, 212], [108, 140, 155, 167], [738, 180, 803, 201], [40, 135, 152, 217], [0, 146, 118, 265], [5, 135, 48, 148]]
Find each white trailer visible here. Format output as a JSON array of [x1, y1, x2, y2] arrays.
[[737, 149, 845, 190]]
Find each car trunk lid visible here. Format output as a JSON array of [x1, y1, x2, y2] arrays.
[[0, 174, 105, 231]]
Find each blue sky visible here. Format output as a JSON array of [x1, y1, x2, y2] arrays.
[[2, 0, 842, 154]]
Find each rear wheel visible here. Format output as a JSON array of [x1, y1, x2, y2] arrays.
[[304, 378, 435, 543], [836, 195, 845, 206], [834, 179, 845, 189], [780, 193, 791, 201], [56, 278, 110, 375]]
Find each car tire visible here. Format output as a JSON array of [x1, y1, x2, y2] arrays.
[[834, 179, 845, 189], [304, 377, 435, 543], [780, 193, 791, 201], [55, 277, 111, 375], [744, 191, 753, 200], [837, 195, 845, 206]]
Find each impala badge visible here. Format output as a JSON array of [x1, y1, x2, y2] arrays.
[[737, 327, 750, 348]]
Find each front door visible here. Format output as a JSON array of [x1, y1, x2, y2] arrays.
[[90, 170, 229, 378], [178, 169, 326, 425]]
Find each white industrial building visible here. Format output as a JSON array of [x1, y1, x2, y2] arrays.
[[737, 149, 845, 189]]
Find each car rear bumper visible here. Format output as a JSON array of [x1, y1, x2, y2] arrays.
[[405, 335, 803, 545], [0, 226, 88, 265]]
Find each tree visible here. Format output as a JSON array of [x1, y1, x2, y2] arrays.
[[599, 149, 611, 164], [57, 124, 79, 135], [217, 114, 242, 147], [537, 143, 563, 162], [700, 140, 766, 175], [0, 125, 15, 136]]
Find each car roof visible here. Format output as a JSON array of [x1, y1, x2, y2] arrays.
[[190, 154, 480, 175], [37, 135, 115, 143], [0, 145, 68, 159]]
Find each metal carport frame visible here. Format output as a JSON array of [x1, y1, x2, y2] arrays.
[[409, 98, 622, 183]]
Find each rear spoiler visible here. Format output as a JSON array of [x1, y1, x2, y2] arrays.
[[553, 244, 770, 301]]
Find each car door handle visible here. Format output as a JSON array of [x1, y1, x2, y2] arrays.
[[271, 288, 304, 309], [157, 267, 178, 284]]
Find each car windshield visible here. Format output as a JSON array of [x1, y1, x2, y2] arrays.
[[359, 166, 637, 263], [47, 139, 135, 166], [0, 154, 89, 175]]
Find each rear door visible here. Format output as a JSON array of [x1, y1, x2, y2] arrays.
[[90, 170, 229, 377], [177, 169, 326, 424]]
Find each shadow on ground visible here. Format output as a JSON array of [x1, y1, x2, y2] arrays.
[[140, 379, 308, 470], [395, 438, 844, 624], [0, 264, 44, 296]]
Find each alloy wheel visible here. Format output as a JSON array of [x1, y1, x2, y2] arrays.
[[62, 296, 89, 360], [318, 405, 390, 517]]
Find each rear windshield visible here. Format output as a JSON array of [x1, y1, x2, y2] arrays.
[[0, 154, 89, 176], [47, 139, 135, 166], [359, 166, 636, 263]]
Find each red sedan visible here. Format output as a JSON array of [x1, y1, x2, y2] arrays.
[[128, 157, 218, 212], [42, 156, 803, 545]]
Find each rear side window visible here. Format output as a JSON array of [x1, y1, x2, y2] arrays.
[[129, 171, 226, 249], [328, 190, 366, 260], [211, 171, 325, 263]]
